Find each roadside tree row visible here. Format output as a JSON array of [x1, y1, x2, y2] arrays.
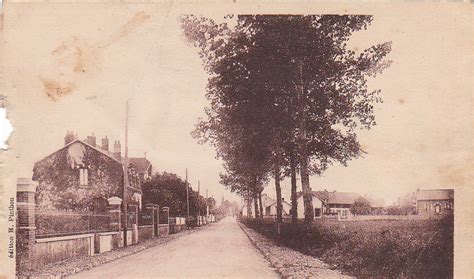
[[181, 15, 392, 225]]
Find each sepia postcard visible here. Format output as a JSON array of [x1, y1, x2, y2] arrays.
[[0, 1, 472, 278]]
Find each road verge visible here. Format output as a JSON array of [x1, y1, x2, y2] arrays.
[[239, 222, 353, 278]]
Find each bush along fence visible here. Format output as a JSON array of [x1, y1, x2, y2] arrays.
[[16, 178, 218, 272]]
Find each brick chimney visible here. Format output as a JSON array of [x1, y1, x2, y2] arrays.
[[85, 133, 97, 147], [113, 140, 121, 160], [64, 131, 76, 145], [101, 136, 109, 151]]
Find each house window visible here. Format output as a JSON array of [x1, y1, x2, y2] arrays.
[[79, 168, 88, 186]]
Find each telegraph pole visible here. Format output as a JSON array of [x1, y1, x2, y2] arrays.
[[198, 180, 201, 225], [122, 100, 130, 247]]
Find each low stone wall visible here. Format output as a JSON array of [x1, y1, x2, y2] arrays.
[[35, 234, 94, 268], [95, 232, 120, 254], [138, 225, 154, 241], [119, 229, 134, 246], [169, 224, 187, 234], [158, 224, 169, 236]]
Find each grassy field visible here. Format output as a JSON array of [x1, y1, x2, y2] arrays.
[[242, 216, 453, 278]]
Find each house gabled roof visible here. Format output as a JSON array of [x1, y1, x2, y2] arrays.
[[129, 157, 151, 174], [35, 139, 123, 165], [324, 191, 362, 205], [416, 189, 454, 201], [267, 200, 292, 208], [297, 190, 364, 205]]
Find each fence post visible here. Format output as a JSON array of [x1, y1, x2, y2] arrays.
[[145, 203, 158, 237], [107, 197, 122, 231], [16, 178, 38, 271], [162, 207, 170, 235]]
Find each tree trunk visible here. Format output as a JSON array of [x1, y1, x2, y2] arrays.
[[297, 58, 314, 224], [258, 191, 264, 219], [274, 165, 283, 234], [246, 188, 252, 218], [290, 153, 298, 224], [254, 194, 259, 219]]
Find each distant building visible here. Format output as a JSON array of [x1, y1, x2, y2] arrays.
[[265, 198, 292, 217], [416, 189, 454, 215], [296, 190, 383, 220], [129, 157, 152, 183]]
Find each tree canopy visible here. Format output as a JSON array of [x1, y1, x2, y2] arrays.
[[181, 14, 392, 223]]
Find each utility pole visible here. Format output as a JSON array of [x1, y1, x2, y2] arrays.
[[122, 100, 130, 247], [186, 168, 189, 220], [198, 180, 201, 225]]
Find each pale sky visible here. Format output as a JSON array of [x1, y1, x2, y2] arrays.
[[3, 3, 472, 205]]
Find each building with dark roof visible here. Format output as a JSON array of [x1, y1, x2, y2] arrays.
[[296, 190, 384, 220], [129, 157, 152, 182], [416, 189, 454, 215]]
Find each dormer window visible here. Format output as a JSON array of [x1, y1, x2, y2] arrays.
[[79, 168, 89, 186]]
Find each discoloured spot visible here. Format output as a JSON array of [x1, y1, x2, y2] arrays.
[[104, 11, 151, 48], [398, 98, 405, 104], [43, 11, 150, 101], [52, 36, 102, 76], [41, 78, 76, 101]]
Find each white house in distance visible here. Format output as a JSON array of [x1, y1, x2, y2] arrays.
[[240, 193, 276, 217], [264, 198, 292, 217], [240, 193, 292, 218], [296, 190, 376, 220]]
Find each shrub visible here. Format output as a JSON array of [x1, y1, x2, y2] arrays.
[[241, 216, 453, 278]]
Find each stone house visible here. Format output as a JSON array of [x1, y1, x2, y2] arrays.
[[416, 189, 454, 215], [33, 132, 142, 213]]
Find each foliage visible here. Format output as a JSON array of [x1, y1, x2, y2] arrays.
[[181, 15, 392, 223], [35, 212, 110, 237], [211, 199, 239, 218], [241, 217, 453, 278], [386, 205, 416, 215], [350, 197, 372, 215], [33, 143, 124, 211], [142, 172, 209, 217]]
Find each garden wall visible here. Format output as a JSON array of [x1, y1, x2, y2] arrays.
[[35, 234, 94, 268], [138, 225, 154, 241], [158, 224, 169, 236], [170, 224, 186, 234]]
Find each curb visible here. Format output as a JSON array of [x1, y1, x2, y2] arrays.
[[238, 222, 283, 278]]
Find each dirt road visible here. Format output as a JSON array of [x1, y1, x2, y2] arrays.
[[70, 217, 277, 278]]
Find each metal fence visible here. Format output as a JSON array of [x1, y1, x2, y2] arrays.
[[35, 211, 111, 238]]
